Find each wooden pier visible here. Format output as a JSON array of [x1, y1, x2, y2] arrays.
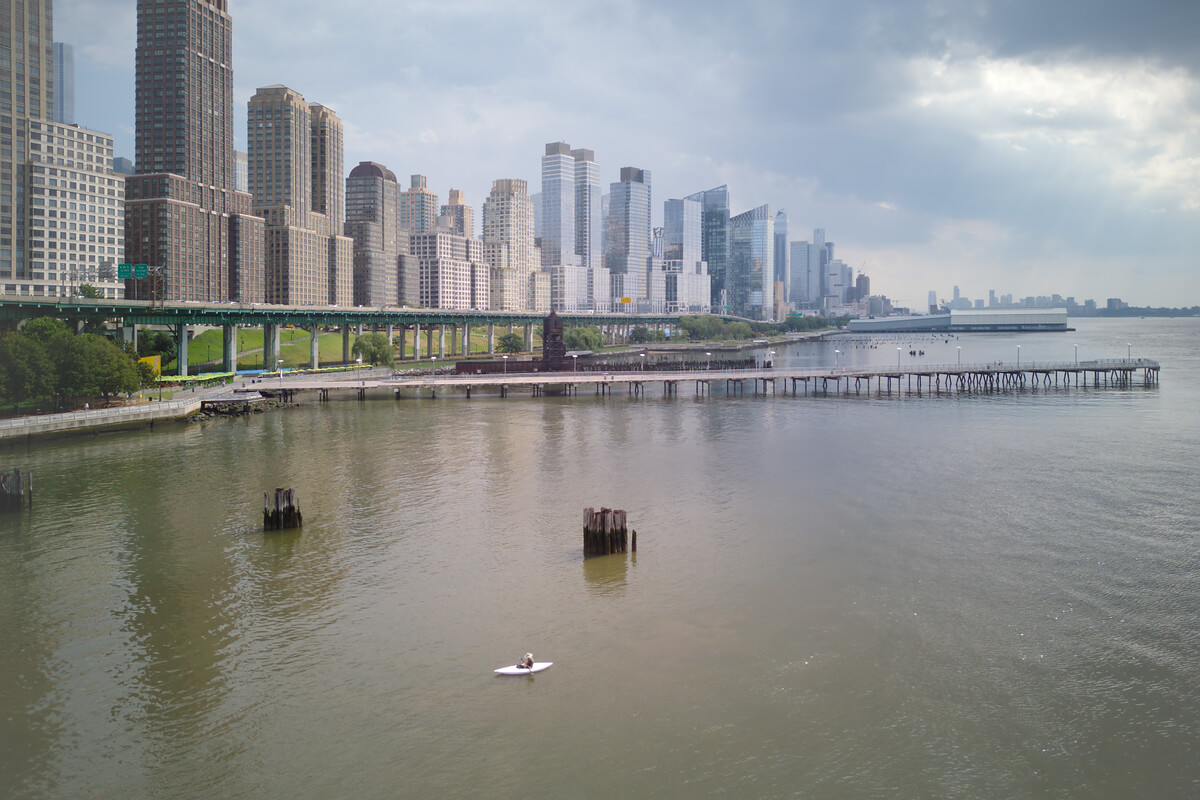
[[242, 357, 1160, 402]]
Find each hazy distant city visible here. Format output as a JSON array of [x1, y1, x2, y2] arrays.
[[3, 3, 1188, 321]]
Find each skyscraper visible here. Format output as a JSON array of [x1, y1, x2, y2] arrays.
[[728, 204, 775, 320], [540, 142, 576, 267], [248, 85, 352, 305], [684, 185, 731, 312], [125, 0, 262, 302], [52, 42, 73, 124], [1, 0, 52, 294], [661, 198, 710, 313], [345, 161, 405, 307], [773, 209, 789, 305], [400, 174, 438, 234], [605, 167, 652, 308], [572, 148, 601, 271]]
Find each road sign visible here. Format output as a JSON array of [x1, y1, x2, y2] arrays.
[[117, 264, 132, 279], [620, 297, 632, 304], [134, 264, 148, 278]]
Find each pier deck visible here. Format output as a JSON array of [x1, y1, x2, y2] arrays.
[[246, 358, 1160, 400]]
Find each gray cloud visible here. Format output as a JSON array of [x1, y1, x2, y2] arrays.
[[54, 0, 1200, 308]]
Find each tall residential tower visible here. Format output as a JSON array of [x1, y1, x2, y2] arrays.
[[125, 0, 263, 302]]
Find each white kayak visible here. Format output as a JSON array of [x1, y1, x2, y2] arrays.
[[494, 662, 553, 675]]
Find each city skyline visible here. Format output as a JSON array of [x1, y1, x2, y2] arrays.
[[56, 0, 1200, 311]]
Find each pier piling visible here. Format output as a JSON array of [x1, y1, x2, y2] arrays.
[[264, 488, 303, 531], [583, 507, 633, 555], [0, 468, 31, 513]]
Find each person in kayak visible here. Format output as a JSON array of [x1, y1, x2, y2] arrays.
[[520, 653, 534, 670]]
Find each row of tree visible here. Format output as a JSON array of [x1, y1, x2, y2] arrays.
[[0, 318, 153, 413]]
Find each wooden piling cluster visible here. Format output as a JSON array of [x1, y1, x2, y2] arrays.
[[583, 507, 635, 555], [0, 468, 31, 513], [264, 488, 302, 531]]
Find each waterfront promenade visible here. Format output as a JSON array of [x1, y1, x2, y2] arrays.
[[0, 357, 1161, 444]]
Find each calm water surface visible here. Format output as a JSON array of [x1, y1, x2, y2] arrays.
[[2, 318, 1198, 798]]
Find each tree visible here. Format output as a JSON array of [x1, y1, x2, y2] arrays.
[[0, 333, 53, 413], [135, 360, 158, 389], [351, 332, 395, 366], [77, 283, 103, 299], [137, 329, 177, 364], [564, 325, 604, 351], [22, 316, 70, 344], [86, 335, 139, 401], [496, 332, 524, 353]]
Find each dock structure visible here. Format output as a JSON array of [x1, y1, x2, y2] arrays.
[[240, 358, 1160, 402]]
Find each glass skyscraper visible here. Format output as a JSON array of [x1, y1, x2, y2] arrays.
[[605, 167, 651, 306], [729, 204, 775, 320], [684, 185, 731, 312], [540, 142, 576, 266]]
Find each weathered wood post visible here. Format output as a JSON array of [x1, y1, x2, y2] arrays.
[[583, 507, 635, 555], [0, 468, 32, 513], [264, 488, 302, 531]]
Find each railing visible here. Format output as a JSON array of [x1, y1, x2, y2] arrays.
[[0, 397, 203, 432]]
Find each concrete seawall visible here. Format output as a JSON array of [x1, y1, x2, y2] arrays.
[[0, 398, 204, 444]]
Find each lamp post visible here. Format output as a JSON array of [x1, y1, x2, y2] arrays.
[[1016, 345, 1021, 368], [769, 349, 776, 369], [957, 345, 961, 366], [572, 353, 578, 371], [1127, 342, 1132, 361], [1074, 343, 1078, 366], [277, 359, 283, 388], [706, 351, 711, 371], [639, 352, 645, 372], [896, 346, 901, 368], [502, 354, 508, 374], [834, 349, 840, 369]]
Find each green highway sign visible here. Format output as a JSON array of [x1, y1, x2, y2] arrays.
[[117, 264, 132, 279], [134, 264, 149, 278]]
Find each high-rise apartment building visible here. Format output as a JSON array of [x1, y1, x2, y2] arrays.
[[684, 185, 731, 312], [790, 228, 832, 307], [400, 174, 438, 234], [125, 0, 263, 302], [605, 167, 652, 309], [410, 223, 489, 310], [728, 204, 775, 320], [572, 148, 601, 272], [440, 189, 473, 238], [774, 210, 788, 305], [51, 42, 72, 124], [26, 120, 125, 298], [540, 142, 577, 267], [482, 178, 540, 311], [659, 198, 709, 313], [1, 0, 53, 294], [345, 160, 406, 307], [248, 85, 352, 305]]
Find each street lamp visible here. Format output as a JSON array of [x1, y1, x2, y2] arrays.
[[1016, 345, 1021, 368], [705, 351, 711, 371], [277, 359, 283, 388], [1127, 342, 1132, 361], [639, 352, 646, 371], [1074, 343, 1078, 366], [431, 355, 437, 373], [769, 349, 776, 370], [571, 353, 578, 371], [956, 345, 961, 366], [502, 354, 508, 374], [834, 349, 840, 369], [896, 346, 901, 368]]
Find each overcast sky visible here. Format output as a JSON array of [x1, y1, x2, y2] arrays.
[[59, 0, 1200, 309]]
